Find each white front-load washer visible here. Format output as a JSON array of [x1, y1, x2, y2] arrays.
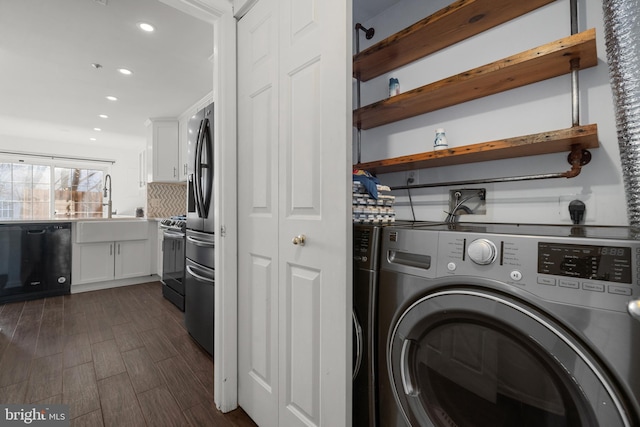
[[377, 223, 640, 427]]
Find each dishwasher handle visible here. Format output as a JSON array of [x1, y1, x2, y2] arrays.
[[27, 229, 47, 235]]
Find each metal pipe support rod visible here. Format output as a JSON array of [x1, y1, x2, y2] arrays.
[[392, 147, 588, 190]]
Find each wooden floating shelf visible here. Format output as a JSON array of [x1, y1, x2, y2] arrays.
[[353, 0, 556, 82], [353, 29, 597, 130], [354, 124, 599, 175]]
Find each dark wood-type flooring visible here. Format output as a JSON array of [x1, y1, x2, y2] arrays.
[[0, 281, 257, 427]]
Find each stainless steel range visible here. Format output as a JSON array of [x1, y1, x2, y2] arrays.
[[160, 216, 186, 311]]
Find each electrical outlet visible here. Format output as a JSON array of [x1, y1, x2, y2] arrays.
[[406, 171, 416, 185], [448, 188, 486, 216], [558, 194, 595, 223]]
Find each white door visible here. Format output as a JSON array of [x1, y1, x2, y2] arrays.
[[238, 0, 280, 424], [277, 0, 351, 425], [238, 0, 352, 426]]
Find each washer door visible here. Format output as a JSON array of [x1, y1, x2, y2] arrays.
[[389, 289, 632, 427]]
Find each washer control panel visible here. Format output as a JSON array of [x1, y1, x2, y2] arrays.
[[436, 230, 639, 313]]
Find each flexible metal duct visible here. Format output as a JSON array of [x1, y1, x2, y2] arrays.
[[603, 0, 640, 226]]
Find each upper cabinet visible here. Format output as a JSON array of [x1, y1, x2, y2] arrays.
[[145, 118, 180, 183], [178, 114, 189, 182], [353, 0, 600, 175]]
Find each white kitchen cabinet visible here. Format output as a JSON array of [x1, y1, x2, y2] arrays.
[[145, 118, 180, 183], [139, 150, 147, 187], [115, 240, 150, 279], [74, 239, 150, 285], [178, 114, 189, 181], [74, 242, 113, 284]]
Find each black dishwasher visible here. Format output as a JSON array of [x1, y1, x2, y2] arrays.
[[0, 222, 71, 303]]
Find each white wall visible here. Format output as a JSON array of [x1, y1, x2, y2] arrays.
[[354, 0, 627, 225], [0, 134, 146, 217]]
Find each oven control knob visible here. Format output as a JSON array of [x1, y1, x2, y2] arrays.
[[467, 238, 497, 265]]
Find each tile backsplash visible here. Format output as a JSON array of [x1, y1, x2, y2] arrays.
[[146, 182, 187, 218]]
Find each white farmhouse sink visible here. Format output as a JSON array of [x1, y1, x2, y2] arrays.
[[75, 220, 148, 243]]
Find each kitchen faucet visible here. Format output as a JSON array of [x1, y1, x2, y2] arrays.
[[103, 174, 113, 218]]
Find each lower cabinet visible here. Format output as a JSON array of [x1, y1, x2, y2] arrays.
[[74, 240, 150, 284]]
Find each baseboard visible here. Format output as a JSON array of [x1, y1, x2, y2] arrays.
[[70, 275, 161, 293]]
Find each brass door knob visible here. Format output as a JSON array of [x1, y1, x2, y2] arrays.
[[292, 235, 306, 246]]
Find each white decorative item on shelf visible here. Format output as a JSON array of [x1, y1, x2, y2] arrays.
[[434, 128, 448, 150], [389, 78, 400, 97]]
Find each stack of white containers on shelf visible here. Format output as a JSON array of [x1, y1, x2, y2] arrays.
[[352, 180, 396, 224]]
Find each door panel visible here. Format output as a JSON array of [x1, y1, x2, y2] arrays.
[[285, 264, 320, 424], [239, 0, 351, 425], [248, 255, 273, 388], [238, 0, 280, 425], [279, 0, 351, 426], [251, 89, 274, 212], [287, 60, 321, 215]]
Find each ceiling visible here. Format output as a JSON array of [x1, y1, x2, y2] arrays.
[[0, 0, 397, 152], [0, 0, 213, 150]]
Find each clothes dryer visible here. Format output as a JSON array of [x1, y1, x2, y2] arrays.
[[353, 224, 383, 427], [378, 223, 640, 427]]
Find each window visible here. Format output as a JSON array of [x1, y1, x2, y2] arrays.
[[54, 167, 104, 218], [0, 161, 106, 219]]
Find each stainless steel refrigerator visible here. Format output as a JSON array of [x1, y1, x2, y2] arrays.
[[185, 102, 215, 356]]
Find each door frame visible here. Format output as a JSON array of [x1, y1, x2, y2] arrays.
[[160, 0, 239, 412]]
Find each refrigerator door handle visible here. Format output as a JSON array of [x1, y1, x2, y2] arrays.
[[186, 265, 214, 283], [193, 119, 205, 217], [200, 118, 213, 218]]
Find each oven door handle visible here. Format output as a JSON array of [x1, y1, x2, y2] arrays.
[[163, 231, 185, 238], [186, 265, 214, 283]]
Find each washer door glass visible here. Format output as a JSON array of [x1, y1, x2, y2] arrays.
[[389, 289, 631, 427]]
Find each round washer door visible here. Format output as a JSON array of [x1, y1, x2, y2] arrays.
[[388, 289, 633, 427]]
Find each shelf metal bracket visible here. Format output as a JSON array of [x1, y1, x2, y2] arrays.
[[354, 23, 374, 164], [391, 146, 592, 191]]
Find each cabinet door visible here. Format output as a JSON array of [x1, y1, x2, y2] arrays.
[[147, 119, 179, 182], [139, 150, 147, 187], [74, 242, 114, 284], [157, 228, 164, 276], [115, 240, 150, 279], [178, 115, 189, 182]]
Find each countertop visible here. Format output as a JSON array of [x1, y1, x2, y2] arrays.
[[0, 216, 155, 225]]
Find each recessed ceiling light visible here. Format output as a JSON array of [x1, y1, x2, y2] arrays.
[[98, 114, 108, 119], [94, 128, 102, 131], [117, 68, 133, 75], [90, 138, 97, 141], [137, 22, 155, 32], [106, 96, 118, 101]]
